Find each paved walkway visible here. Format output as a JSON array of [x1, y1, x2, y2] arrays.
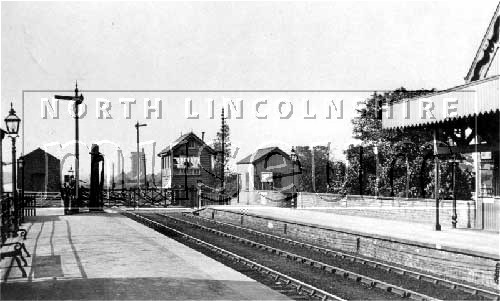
[[223, 206, 500, 258], [1, 209, 289, 300]]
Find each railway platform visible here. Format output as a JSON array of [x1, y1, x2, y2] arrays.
[[224, 206, 499, 258], [0, 209, 289, 300], [202, 206, 500, 290]]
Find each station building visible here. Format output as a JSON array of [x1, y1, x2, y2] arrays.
[[382, 3, 499, 230]]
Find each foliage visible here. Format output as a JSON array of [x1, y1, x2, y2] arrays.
[[212, 109, 232, 189], [346, 87, 474, 199], [294, 145, 346, 193]]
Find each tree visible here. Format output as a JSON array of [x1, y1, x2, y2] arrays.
[[312, 145, 330, 192], [345, 88, 454, 196], [327, 160, 346, 193], [294, 145, 333, 193], [212, 108, 231, 190], [344, 144, 377, 195], [347, 88, 475, 199], [295, 146, 312, 192]]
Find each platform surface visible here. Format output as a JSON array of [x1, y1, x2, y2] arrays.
[[1, 210, 289, 300], [222, 206, 500, 258]]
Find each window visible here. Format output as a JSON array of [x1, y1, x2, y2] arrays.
[[162, 156, 171, 170], [274, 172, 282, 188], [173, 156, 201, 175]]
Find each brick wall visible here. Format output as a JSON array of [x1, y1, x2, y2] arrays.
[[200, 208, 499, 290], [296, 193, 476, 229]]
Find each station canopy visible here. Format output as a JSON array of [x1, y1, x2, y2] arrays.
[[382, 75, 499, 130]]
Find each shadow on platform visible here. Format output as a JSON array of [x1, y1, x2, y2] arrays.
[[1, 277, 280, 300]]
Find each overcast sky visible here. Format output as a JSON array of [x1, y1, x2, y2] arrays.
[[1, 1, 498, 179]]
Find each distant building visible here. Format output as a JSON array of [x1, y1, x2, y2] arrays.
[[130, 151, 145, 178], [237, 147, 296, 192], [18, 148, 61, 192], [158, 132, 217, 189]]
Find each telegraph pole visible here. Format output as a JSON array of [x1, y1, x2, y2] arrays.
[[221, 108, 225, 190], [55, 82, 84, 211]]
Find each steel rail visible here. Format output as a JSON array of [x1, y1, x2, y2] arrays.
[[124, 211, 346, 301], [182, 212, 500, 301], [159, 213, 439, 301]]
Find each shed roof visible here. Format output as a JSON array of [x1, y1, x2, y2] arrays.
[[22, 147, 60, 162], [237, 147, 290, 164]]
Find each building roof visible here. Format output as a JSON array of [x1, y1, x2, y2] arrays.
[[382, 75, 499, 129], [22, 147, 60, 162], [157, 132, 216, 157], [237, 147, 290, 164], [465, 2, 499, 82]]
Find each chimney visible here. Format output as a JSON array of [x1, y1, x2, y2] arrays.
[[201, 131, 205, 141]]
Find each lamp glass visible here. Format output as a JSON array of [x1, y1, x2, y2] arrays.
[[4, 104, 20, 135], [290, 148, 297, 162], [17, 157, 24, 168]]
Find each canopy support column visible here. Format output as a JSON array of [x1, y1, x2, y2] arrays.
[[433, 127, 442, 231]]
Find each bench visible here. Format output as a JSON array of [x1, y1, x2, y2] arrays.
[[1, 231, 30, 277], [1, 200, 30, 278]]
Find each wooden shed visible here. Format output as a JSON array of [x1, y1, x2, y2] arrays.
[[237, 147, 297, 193], [18, 148, 61, 193]]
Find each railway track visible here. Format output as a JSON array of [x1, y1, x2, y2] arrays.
[[125, 212, 419, 300], [123, 211, 346, 301], [156, 212, 445, 300], [178, 211, 500, 301], [124, 211, 499, 301]]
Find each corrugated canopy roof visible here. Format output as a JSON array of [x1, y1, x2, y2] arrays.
[[382, 75, 499, 129]]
